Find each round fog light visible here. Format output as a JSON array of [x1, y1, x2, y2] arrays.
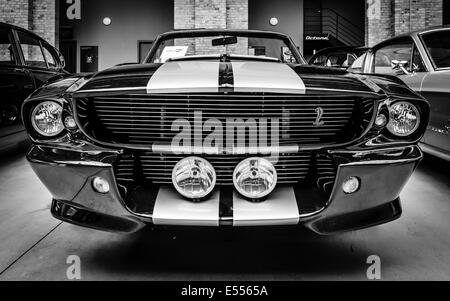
[[92, 177, 110, 194], [343, 177, 360, 194], [233, 158, 277, 200], [172, 157, 216, 200]]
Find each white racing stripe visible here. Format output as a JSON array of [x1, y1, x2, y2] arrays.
[[231, 62, 306, 94], [147, 61, 220, 94], [152, 187, 220, 226], [147, 60, 306, 94], [232, 186, 300, 226]]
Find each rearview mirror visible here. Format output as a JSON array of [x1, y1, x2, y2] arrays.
[[391, 60, 410, 74], [212, 36, 238, 47]]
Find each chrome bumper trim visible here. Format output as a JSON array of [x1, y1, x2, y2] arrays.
[[27, 144, 423, 233], [152, 187, 220, 226], [151, 142, 299, 155], [232, 187, 300, 226]]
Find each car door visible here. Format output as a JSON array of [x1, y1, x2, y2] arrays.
[[14, 29, 62, 87], [0, 26, 35, 139], [417, 29, 450, 155], [419, 71, 450, 154]]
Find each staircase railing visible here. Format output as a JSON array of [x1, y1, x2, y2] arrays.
[[304, 8, 365, 46]]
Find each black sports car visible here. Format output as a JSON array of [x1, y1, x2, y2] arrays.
[[22, 29, 429, 234], [0, 22, 67, 152]]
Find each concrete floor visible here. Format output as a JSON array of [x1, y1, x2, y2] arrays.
[[0, 145, 449, 281]]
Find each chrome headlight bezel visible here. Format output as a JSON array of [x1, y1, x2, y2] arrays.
[[30, 101, 65, 137], [386, 101, 421, 137], [172, 157, 217, 200]]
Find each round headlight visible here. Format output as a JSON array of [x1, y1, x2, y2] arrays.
[[31, 101, 64, 137], [172, 157, 216, 200], [233, 158, 277, 200], [387, 102, 420, 137]]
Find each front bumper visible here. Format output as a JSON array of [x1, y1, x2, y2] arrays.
[[27, 145, 422, 234]]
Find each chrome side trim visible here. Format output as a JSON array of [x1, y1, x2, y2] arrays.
[[76, 87, 147, 93], [307, 87, 380, 95], [151, 142, 299, 155], [232, 186, 300, 226], [152, 187, 220, 226]]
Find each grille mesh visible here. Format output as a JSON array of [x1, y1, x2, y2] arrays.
[[114, 153, 313, 186], [75, 93, 374, 147]]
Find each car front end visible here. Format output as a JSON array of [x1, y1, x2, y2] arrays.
[[22, 30, 429, 235]]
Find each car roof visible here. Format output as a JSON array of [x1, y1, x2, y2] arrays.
[[0, 21, 49, 44], [373, 25, 450, 47]]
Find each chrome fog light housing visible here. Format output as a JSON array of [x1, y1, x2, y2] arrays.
[[92, 177, 110, 194], [342, 177, 360, 194], [233, 157, 277, 200], [375, 114, 388, 127], [31, 101, 64, 137], [172, 157, 216, 200], [387, 101, 420, 137], [64, 116, 77, 130]]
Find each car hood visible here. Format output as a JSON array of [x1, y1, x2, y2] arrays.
[[72, 61, 416, 97]]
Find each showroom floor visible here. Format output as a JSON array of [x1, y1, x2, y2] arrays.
[[0, 145, 449, 281]]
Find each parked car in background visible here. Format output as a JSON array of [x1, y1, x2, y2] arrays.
[[22, 29, 428, 234], [349, 26, 450, 161], [0, 22, 67, 152], [308, 46, 369, 69]]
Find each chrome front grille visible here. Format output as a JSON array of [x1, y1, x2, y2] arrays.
[[75, 93, 374, 147], [114, 152, 314, 185]]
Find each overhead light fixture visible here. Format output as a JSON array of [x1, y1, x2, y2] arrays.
[[103, 17, 112, 26], [270, 17, 279, 26]]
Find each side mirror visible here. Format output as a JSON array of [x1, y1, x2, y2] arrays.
[[391, 60, 410, 74], [56, 49, 66, 70]]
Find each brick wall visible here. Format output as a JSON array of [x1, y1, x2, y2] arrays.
[[0, 0, 56, 46], [29, 0, 56, 46], [366, 0, 394, 46], [174, 0, 248, 54], [0, 0, 29, 29], [366, 0, 443, 47]]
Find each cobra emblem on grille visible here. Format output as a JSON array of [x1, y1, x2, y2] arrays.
[[313, 107, 325, 127]]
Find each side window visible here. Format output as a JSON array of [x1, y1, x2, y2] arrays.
[[42, 44, 57, 68], [348, 53, 367, 73], [344, 54, 357, 67], [325, 52, 348, 67], [0, 28, 16, 65], [373, 40, 413, 74], [17, 31, 47, 68], [412, 45, 426, 72], [312, 54, 326, 65]]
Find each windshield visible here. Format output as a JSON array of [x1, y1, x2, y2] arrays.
[[421, 30, 450, 69], [145, 32, 302, 64]]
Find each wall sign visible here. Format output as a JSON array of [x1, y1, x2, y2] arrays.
[[305, 34, 330, 41], [66, 0, 81, 20]]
